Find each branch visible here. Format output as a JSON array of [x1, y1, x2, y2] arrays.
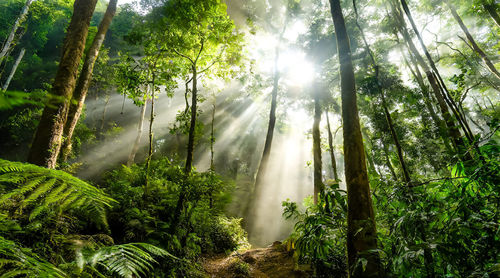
[[198, 44, 228, 74], [194, 39, 205, 64], [408, 176, 468, 187], [172, 48, 194, 65], [458, 35, 474, 51]]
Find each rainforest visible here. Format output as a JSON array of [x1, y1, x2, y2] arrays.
[[0, 0, 498, 277]]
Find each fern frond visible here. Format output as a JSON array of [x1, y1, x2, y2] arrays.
[[0, 236, 66, 278], [81, 243, 176, 278], [0, 159, 117, 226]]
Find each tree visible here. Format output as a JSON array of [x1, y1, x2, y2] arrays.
[[325, 110, 339, 181], [398, 0, 475, 148], [153, 0, 243, 174], [328, 0, 382, 276], [445, 0, 500, 80], [312, 84, 323, 204], [244, 0, 301, 230], [127, 102, 147, 167], [1, 48, 25, 91], [389, 0, 466, 153], [0, 0, 34, 64], [27, 0, 98, 168], [60, 0, 118, 162], [481, 0, 500, 27]]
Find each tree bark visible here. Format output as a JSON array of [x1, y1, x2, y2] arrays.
[[399, 0, 474, 144], [210, 100, 216, 171], [1, 48, 25, 91], [127, 102, 147, 167], [0, 0, 33, 64], [380, 92, 411, 183], [382, 142, 398, 181], [483, 2, 500, 27], [402, 52, 453, 153], [98, 95, 110, 139], [245, 22, 287, 227], [391, 2, 465, 151], [328, 0, 382, 276], [446, 0, 500, 80], [27, 0, 97, 168], [312, 88, 323, 205], [145, 70, 157, 194], [252, 24, 285, 196], [325, 110, 339, 181], [60, 0, 118, 162], [184, 66, 197, 173], [353, 0, 411, 184]]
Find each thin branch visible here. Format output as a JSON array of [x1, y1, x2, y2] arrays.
[[172, 48, 194, 64], [408, 176, 468, 187], [198, 45, 228, 74], [194, 39, 205, 64]]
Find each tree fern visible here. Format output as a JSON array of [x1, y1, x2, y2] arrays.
[[0, 159, 116, 225], [0, 236, 66, 278]]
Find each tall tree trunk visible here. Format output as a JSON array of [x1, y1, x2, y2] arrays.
[[0, 0, 33, 64], [60, 0, 118, 162], [1, 48, 25, 91], [402, 52, 453, 153], [185, 66, 197, 173], [325, 110, 339, 181], [382, 142, 398, 181], [210, 100, 216, 171], [328, 0, 382, 276], [312, 88, 323, 204], [391, 3, 465, 151], [446, 0, 500, 80], [252, 27, 284, 194], [483, 2, 500, 27], [353, 0, 411, 184], [245, 22, 287, 227], [127, 102, 147, 167], [380, 92, 411, 183], [27, 0, 97, 168], [145, 71, 157, 194], [172, 67, 197, 231], [399, 0, 475, 144], [98, 95, 110, 139]]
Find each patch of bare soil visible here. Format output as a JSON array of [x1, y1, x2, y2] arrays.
[[201, 241, 312, 278]]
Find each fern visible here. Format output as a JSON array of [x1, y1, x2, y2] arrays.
[[79, 243, 176, 278], [0, 159, 116, 225], [0, 236, 66, 278]]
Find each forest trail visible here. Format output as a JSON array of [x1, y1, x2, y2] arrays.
[[202, 241, 311, 278]]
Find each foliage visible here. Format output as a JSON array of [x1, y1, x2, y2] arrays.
[[282, 182, 348, 277], [375, 139, 500, 277], [74, 242, 175, 278], [0, 159, 173, 278], [103, 157, 247, 276], [0, 90, 37, 110], [230, 258, 251, 277], [0, 235, 65, 278], [0, 159, 116, 226]]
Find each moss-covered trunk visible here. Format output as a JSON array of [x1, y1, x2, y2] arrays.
[[27, 0, 98, 168], [61, 0, 118, 161]]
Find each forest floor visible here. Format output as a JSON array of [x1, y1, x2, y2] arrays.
[[201, 241, 312, 278]]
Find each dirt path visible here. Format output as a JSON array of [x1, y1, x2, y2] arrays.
[[202, 241, 311, 278]]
